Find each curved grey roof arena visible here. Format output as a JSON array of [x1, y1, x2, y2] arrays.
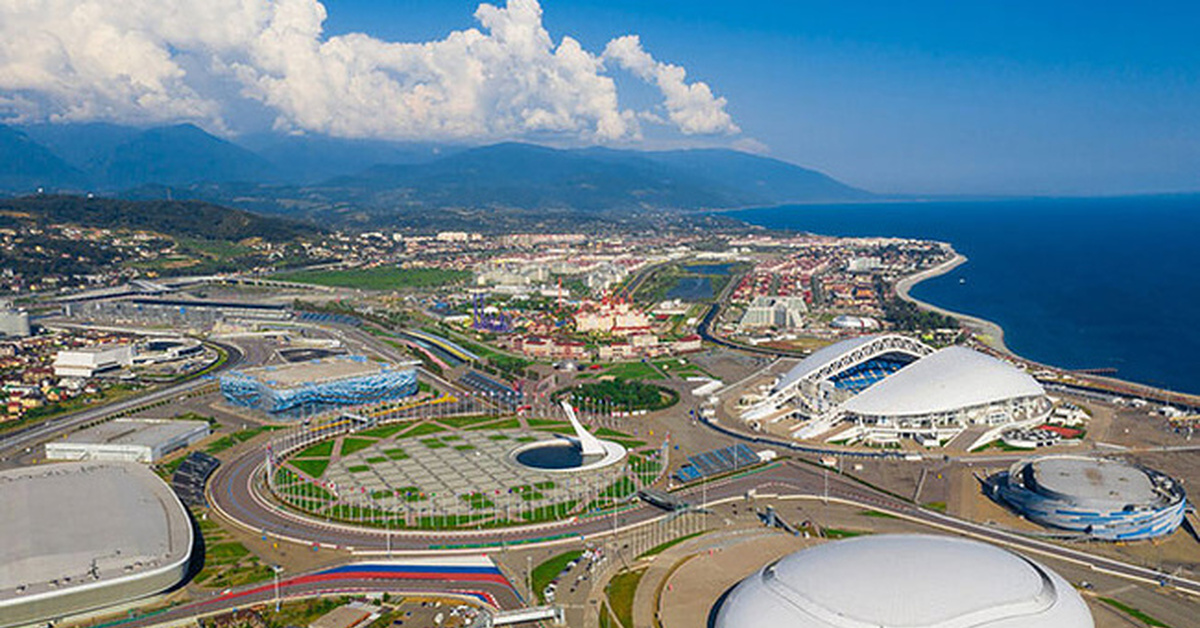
[[0, 462, 193, 627], [714, 535, 1093, 628], [840, 346, 1044, 417]]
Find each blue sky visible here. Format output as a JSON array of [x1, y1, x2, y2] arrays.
[[1, 0, 1196, 196], [320, 1, 1200, 196]]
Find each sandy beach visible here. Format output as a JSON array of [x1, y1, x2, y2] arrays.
[[894, 251, 1013, 355]]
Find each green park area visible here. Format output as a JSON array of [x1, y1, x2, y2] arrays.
[[270, 416, 664, 530], [558, 379, 678, 412]]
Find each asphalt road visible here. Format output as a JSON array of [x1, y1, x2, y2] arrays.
[[208, 444, 1200, 601], [110, 565, 522, 628], [0, 340, 244, 464]]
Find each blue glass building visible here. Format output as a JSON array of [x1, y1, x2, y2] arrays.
[[220, 357, 418, 416]]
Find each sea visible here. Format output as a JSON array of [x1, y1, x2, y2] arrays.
[[730, 195, 1200, 395]]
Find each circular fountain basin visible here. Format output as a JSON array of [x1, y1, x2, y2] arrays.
[[510, 438, 627, 473]]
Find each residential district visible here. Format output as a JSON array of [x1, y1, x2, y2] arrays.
[[3, 226, 1200, 628]]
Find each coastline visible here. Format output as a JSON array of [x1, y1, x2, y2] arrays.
[[893, 252, 1012, 355]]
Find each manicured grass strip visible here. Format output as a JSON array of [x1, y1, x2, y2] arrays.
[[340, 437, 377, 456], [420, 438, 448, 449], [297, 440, 335, 458], [205, 426, 278, 454], [365, 456, 388, 464], [595, 427, 633, 439], [207, 541, 250, 563], [606, 567, 646, 628], [533, 550, 583, 603], [602, 361, 663, 380], [397, 422, 446, 438], [346, 464, 370, 473], [1099, 598, 1170, 627], [357, 424, 408, 439], [526, 418, 571, 428], [382, 447, 409, 460], [289, 458, 330, 477], [436, 415, 500, 429], [823, 528, 869, 539], [466, 417, 521, 431], [460, 492, 495, 510], [638, 530, 707, 559], [860, 510, 899, 519], [454, 444, 476, 451]]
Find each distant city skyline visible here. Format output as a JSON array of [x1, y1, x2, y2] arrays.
[[1, 0, 1197, 196]]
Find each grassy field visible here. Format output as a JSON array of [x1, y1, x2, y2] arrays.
[[194, 511, 274, 589], [204, 425, 278, 454], [638, 530, 707, 559], [606, 567, 647, 628], [274, 266, 471, 290], [533, 550, 583, 603], [1099, 597, 1171, 627], [602, 361, 664, 380]]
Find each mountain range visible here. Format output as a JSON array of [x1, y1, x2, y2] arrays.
[[0, 122, 871, 227]]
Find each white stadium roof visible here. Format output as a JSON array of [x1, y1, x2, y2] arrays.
[[840, 345, 1044, 417], [773, 335, 884, 393], [715, 535, 1093, 628]]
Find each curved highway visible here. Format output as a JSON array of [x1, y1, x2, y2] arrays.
[[207, 445, 1200, 600]]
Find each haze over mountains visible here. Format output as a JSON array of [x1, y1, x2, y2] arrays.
[[0, 122, 869, 227]]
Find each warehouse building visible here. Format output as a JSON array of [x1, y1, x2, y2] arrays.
[[52, 343, 135, 378], [45, 418, 211, 463]]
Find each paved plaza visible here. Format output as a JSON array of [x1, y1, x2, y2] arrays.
[[281, 424, 643, 519]]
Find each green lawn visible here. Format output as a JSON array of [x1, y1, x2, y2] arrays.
[[606, 567, 646, 628], [465, 417, 522, 431], [397, 422, 446, 438], [273, 266, 471, 290], [346, 464, 370, 473], [356, 423, 409, 439], [1098, 598, 1170, 627], [436, 415, 501, 428], [638, 531, 707, 559], [533, 550, 583, 603], [340, 436, 377, 456], [601, 361, 663, 380], [204, 426, 278, 454], [382, 447, 410, 460], [296, 440, 336, 458]]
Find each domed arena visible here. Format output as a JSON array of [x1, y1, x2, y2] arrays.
[[713, 534, 1093, 628], [991, 455, 1187, 541]]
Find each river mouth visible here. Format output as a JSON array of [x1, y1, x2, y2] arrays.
[[514, 442, 604, 470]]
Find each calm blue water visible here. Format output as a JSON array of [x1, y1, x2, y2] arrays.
[[731, 196, 1200, 394], [667, 276, 714, 301]]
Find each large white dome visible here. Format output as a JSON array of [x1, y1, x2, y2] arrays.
[[714, 534, 1093, 628]]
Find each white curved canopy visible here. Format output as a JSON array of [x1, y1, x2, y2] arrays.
[[715, 535, 1093, 628], [840, 346, 1044, 417], [772, 334, 932, 395]]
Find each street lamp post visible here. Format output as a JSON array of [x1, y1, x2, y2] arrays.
[[271, 565, 284, 612]]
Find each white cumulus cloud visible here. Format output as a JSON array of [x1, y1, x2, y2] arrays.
[[604, 35, 739, 136], [0, 0, 740, 143]]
